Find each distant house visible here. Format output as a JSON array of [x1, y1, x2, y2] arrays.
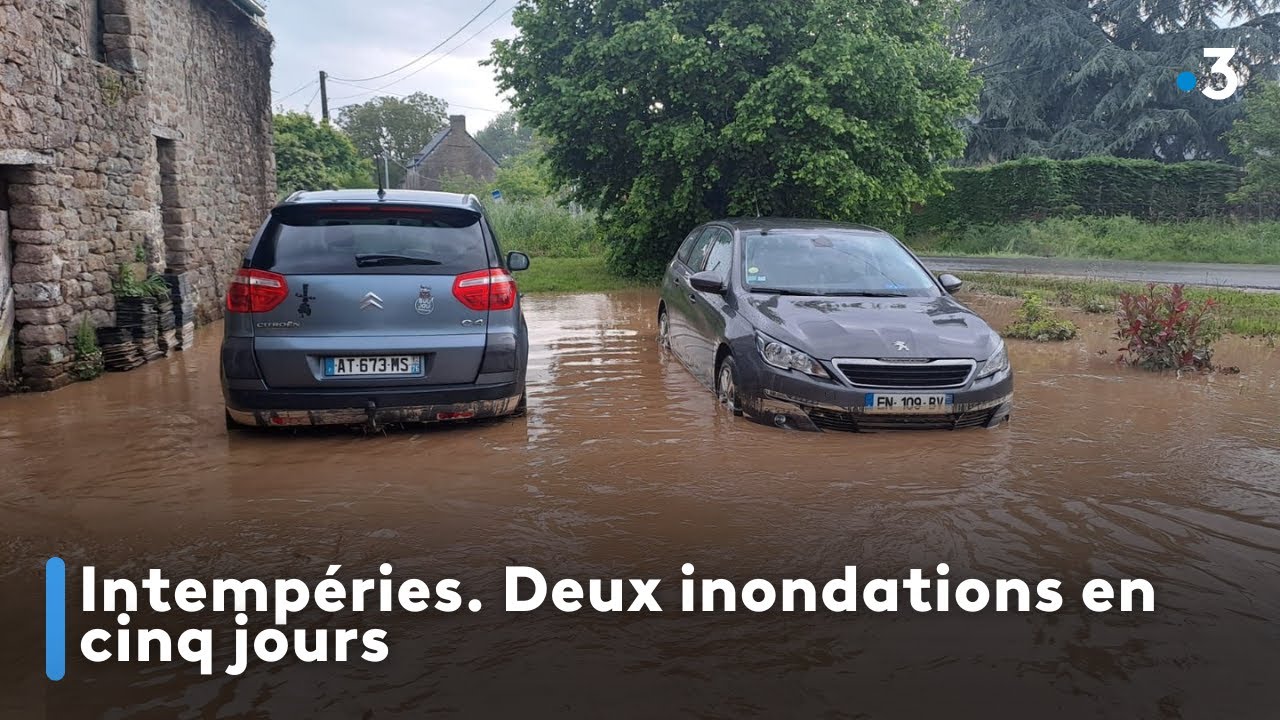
[[402, 115, 499, 191]]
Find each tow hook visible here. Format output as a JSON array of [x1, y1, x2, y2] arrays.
[[364, 400, 380, 432]]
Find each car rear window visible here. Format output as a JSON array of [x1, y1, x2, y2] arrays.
[[252, 205, 490, 275]]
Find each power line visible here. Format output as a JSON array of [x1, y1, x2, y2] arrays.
[[328, 79, 504, 113], [327, 0, 502, 84], [326, 5, 515, 102], [327, 80, 505, 115], [303, 85, 322, 113], [272, 78, 312, 97], [274, 79, 317, 103]]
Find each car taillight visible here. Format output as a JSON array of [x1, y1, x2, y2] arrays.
[[226, 269, 289, 313], [452, 269, 516, 311]]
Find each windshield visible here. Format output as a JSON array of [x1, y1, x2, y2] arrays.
[[253, 206, 489, 275], [741, 230, 940, 297]]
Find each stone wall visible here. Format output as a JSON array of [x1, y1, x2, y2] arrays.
[[405, 115, 499, 192], [0, 0, 274, 391]]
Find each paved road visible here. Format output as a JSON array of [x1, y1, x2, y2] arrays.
[[920, 256, 1280, 292]]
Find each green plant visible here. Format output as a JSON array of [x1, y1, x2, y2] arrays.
[[1003, 293, 1078, 342], [70, 315, 104, 381], [112, 264, 169, 299], [1116, 284, 1221, 371], [1078, 295, 1113, 314]]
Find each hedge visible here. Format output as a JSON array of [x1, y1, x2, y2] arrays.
[[909, 157, 1245, 231]]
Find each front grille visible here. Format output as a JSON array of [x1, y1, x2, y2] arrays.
[[834, 360, 974, 389], [804, 407, 997, 432]]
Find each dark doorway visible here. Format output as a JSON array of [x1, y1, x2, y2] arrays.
[[0, 174, 15, 389]]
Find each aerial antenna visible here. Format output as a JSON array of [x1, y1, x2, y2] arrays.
[[376, 154, 387, 199]]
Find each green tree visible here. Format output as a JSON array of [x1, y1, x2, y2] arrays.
[[494, 149, 555, 201], [957, 0, 1280, 163], [273, 112, 374, 198], [1226, 81, 1280, 207], [490, 0, 978, 278], [335, 93, 448, 187], [476, 110, 540, 164]]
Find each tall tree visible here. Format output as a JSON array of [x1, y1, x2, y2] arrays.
[[958, 0, 1280, 163], [335, 93, 448, 187], [476, 110, 540, 164], [273, 112, 374, 198], [1226, 81, 1280, 207], [490, 0, 978, 277]]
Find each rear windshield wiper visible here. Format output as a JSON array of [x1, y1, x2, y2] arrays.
[[354, 253, 442, 267]]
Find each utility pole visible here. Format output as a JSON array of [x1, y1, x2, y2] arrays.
[[318, 70, 329, 123]]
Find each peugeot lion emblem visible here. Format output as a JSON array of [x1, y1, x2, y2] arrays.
[[415, 286, 435, 316], [894, 341, 910, 352]]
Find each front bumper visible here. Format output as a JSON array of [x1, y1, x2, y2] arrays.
[[223, 379, 523, 428], [737, 359, 1014, 433]]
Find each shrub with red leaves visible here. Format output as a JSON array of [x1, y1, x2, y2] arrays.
[[1115, 284, 1221, 371]]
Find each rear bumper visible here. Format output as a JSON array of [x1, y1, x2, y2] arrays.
[[224, 380, 523, 428]]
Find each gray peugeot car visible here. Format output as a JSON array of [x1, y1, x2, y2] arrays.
[[658, 218, 1013, 432], [221, 189, 530, 429]]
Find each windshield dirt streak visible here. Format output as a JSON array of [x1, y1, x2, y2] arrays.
[[2, 290, 1278, 717]]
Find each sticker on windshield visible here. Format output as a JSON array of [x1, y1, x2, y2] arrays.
[[748, 266, 760, 274], [748, 275, 766, 283]]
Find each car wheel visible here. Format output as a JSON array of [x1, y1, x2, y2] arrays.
[[716, 355, 744, 417], [657, 308, 670, 349]]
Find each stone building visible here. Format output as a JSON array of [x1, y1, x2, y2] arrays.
[[402, 115, 499, 192], [0, 0, 274, 391]]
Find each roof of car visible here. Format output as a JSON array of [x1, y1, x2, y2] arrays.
[[277, 189, 484, 212], [718, 217, 891, 235]]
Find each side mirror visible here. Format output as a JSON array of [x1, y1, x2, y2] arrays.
[[939, 273, 963, 294], [507, 251, 530, 272], [689, 271, 726, 294]]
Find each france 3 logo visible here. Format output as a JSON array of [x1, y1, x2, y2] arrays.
[[1177, 49, 1242, 100]]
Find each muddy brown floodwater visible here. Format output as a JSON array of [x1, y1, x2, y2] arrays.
[[2, 290, 1279, 719]]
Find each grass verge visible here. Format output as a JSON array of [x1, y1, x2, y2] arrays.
[[961, 272, 1280, 337], [907, 216, 1280, 265], [518, 256, 652, 294]]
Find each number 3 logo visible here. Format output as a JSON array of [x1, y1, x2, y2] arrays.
[[1202, 48, 1240, 100]]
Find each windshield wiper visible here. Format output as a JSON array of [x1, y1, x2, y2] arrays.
[[354, 253, 442, 267], [749, 288, 826, 297], [823, 291, 912, 298]]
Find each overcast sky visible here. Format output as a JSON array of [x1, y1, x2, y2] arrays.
[[264, 1, 517, 131]]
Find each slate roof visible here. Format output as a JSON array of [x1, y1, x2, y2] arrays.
[[407, 125, 501, 168]]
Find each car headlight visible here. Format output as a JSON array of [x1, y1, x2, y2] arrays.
[[756, 333, 831, 379], [977, 340, 1010, 379]]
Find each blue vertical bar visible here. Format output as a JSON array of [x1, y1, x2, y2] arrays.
[[45, 557, 65, 681]]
